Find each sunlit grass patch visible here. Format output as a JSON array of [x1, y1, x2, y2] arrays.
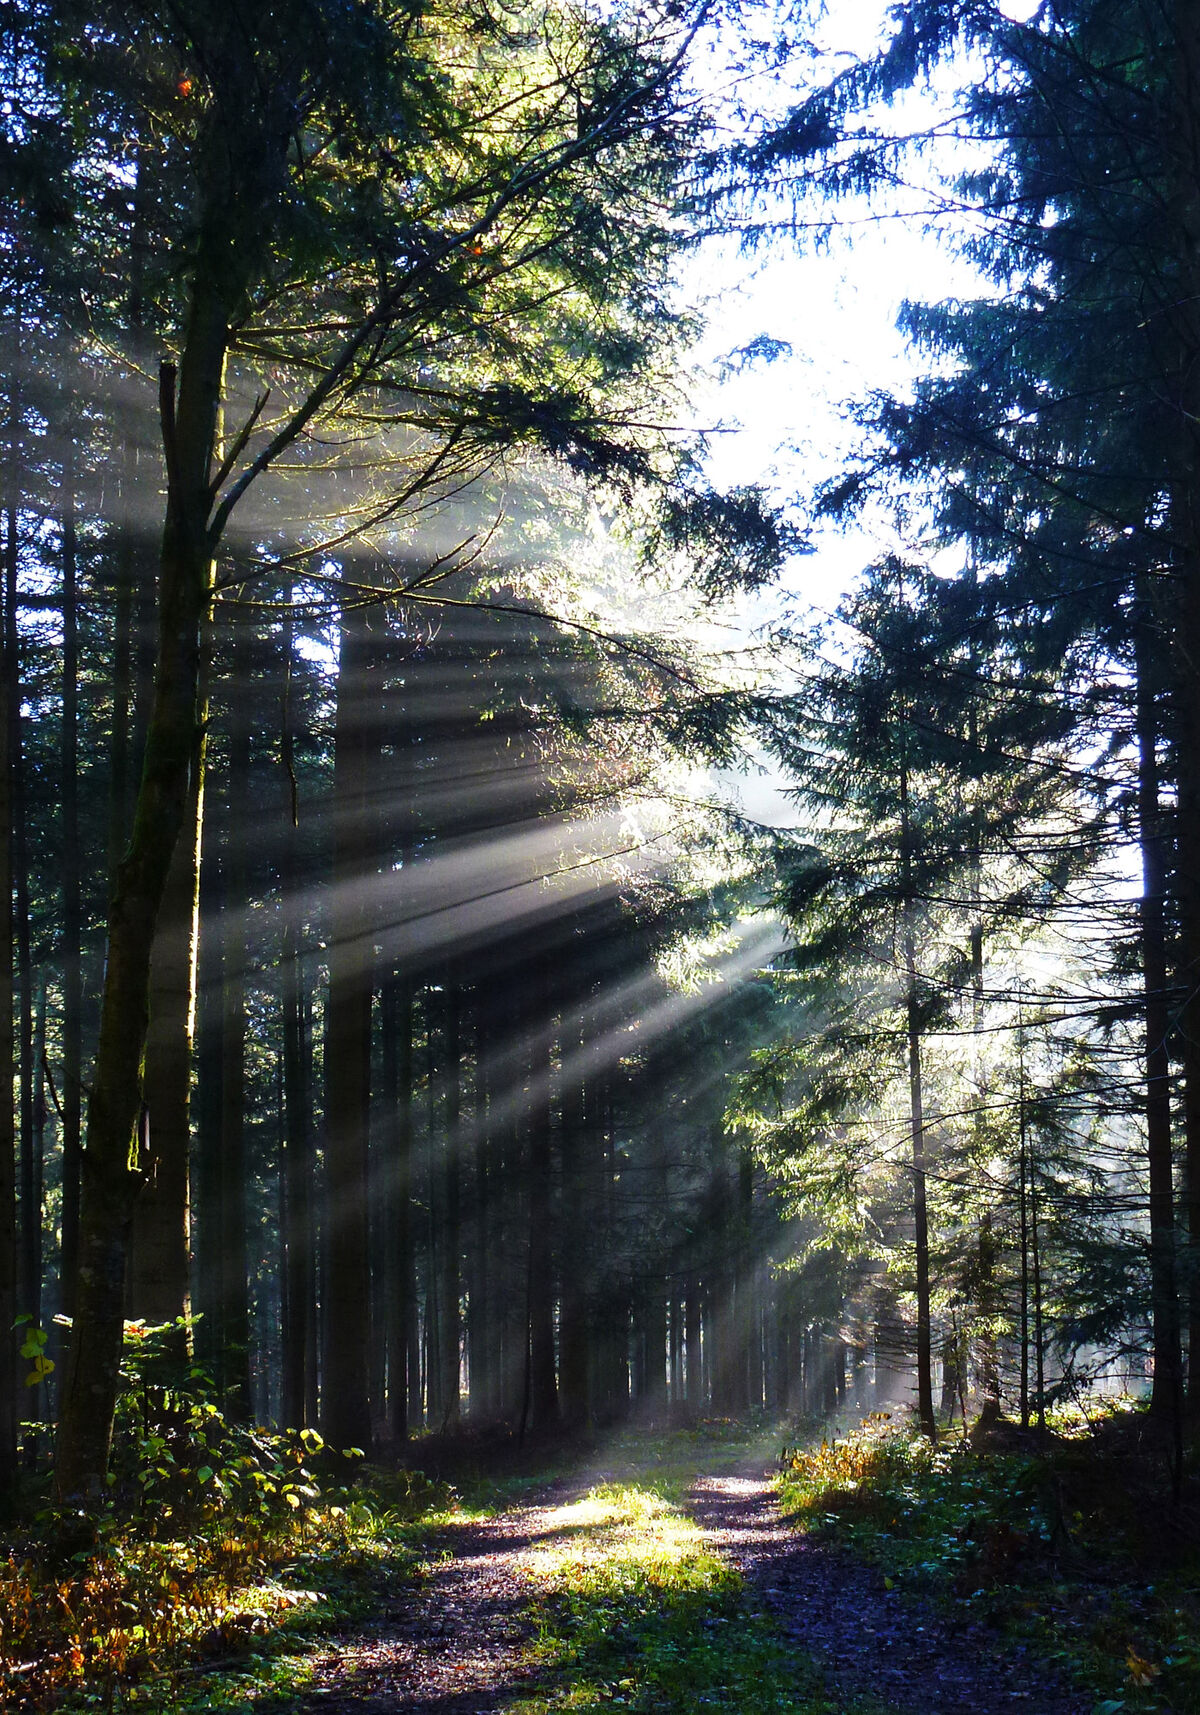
[[513, 1481, 851, 1714], [559, 1416, 789, 1507]]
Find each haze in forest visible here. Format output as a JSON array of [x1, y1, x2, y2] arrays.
[[2, 14, 1199, 1687]]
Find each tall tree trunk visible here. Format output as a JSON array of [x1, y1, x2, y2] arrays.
[[6, 460, 35, 1372], [965, 674, 1001, 1418], [527, 957, 558, 1431], [108, 151, 152, 882], [321, 601, 375, 1455], [738, 1150, 759, 1411], [496, 998, 524, 1423], [708, 1136, 737, 1414], [558, 1015, 590, 1431], [217, 662, 252, 1415], [1030, 1126, 1046, 1431], [468, 989, 491, 1421], [1017, 999, 1031, 1430], [280, 937, 314, 1428], [0, 488, 15, 1508], [193, 830, 223, 1384], [29, 974, 46, 1434], [439, 982, 462, 1429], [381, 969, 414, 1439], [422, 988, 442, 1428], [684, 1278, 702, 1412], [279, 618, 313, 1429], [899, 753, 936, 1441], [1136, 613, 1184, 1455], [52, 24, 299, 1484], [1165, 0, 1200, 1423], [129, 685, 206, 1344], [302, 964, 320, 1428], [55, 301, 231, 1497], [60, 459, 83, 1328]]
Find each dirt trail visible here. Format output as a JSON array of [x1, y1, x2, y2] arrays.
[[295, 1464, 1091, 1714], [296, 1479, 591, 1712], [685, 1467, 1090, 1715]]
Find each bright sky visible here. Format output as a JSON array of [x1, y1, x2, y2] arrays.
[[690, 1, 991, 822], [694, 0, 992, 620]]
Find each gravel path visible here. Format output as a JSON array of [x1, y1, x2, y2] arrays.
[[293, 1465, 1092, 1713], [685, 1468, 1091, 1715]]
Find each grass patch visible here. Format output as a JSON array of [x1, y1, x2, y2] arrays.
[[777, 1407, 1200, 1714], [512, 1477, 870, 1714]]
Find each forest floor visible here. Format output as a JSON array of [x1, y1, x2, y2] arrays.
[[33, 1414, 1195, 1714], [259, 1424, 1093, 1715]]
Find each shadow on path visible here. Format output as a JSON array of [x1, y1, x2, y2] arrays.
[[292, 1479, 590, 1714], [685, 1468, 1091, 1715]]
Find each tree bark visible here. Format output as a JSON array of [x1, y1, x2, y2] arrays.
[[280, 619, 314, 1429], [54, 236, 238, 1495], [217, 661, 252, 1416], [6, 448, 35, 1366], [440, 981, 462, 1428], [527, 957, 558, 1431], [1135, 614, 1183, 1447], [321, 601, 375, 1455], [558, 1016, 590, 1431], [60, 454, 82, 1324], [900, 752, 937, 1441], [129, 687, 205, 1343], [108, 146, 151, 884], [468, 988, 491, 1421], [1166, 0, 1200, 1421], [380, 969, 414, 1439], [0, 489, 16, 1508]]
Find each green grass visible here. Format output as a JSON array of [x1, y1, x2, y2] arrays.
[[510, 1472, 879, 1715]]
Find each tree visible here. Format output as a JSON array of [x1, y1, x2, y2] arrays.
[[747, 551, 1117, 1428], [43, 0, 750, 1495], [744, 0, 1200, 1429]]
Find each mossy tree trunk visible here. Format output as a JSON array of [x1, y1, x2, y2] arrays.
[[53, 173, 267, 1494], [129, 703, 205, 1345]]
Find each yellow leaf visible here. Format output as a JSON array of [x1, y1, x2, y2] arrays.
[[1126, 1646, 1160, 1688]]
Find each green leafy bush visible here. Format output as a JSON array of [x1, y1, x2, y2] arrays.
[[0, 1323, 440, 1710]]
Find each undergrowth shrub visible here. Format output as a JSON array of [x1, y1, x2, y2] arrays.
[[779, 1406, 1200, 1713], [0, 1322, 441, 1710], [778, 1413, 1046, 1586]]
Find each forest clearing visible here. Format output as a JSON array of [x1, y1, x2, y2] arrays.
[[5, 0, 1200, 1706]]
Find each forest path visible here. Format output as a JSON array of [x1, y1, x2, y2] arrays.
[[292, 1455, 1090, 1714], [684, 1466, 1090, 1715], [295, 1475, 594, 1712]]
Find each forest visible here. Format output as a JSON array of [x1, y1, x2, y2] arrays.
[[3, 0, 1200, 1711]]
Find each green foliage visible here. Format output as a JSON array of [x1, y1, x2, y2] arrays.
[[15, 1318, 55, 1390], [778, 1410, 1200, 1714], [779, 1414, 1049, 1584], [91, 1322, 327, 1532], [0, 1329, 448, 1709]]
